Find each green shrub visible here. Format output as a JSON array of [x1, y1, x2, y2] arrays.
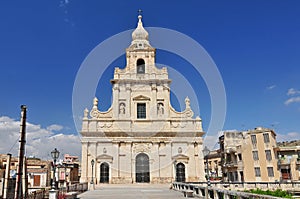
[[245, 188, 293, 199]]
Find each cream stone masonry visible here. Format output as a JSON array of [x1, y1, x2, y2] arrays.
[[80, 14, 206, 184], [220, 127, 280, 183]]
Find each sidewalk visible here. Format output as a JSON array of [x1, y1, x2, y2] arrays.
[[77, 184, 185, 199]]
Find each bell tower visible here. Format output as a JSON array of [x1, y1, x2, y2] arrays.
[[125, 14, 156, 74], [111, 14, 170, 120]]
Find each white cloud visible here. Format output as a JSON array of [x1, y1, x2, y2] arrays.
[[46, 124, 64, 131], [0, 116, 81, 160], [287, 88, 300, 96], [277, 132, 300, 142], [266, 85, 276, 90], [284, 96, 300, 105]]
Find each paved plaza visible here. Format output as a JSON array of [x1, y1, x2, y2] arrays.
[[77, 184, 185, 199]]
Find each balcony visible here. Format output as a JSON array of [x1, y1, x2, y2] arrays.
[[278, 159, 291, 166], [281, 172, 291, 181], [224, 161, 238, 168]]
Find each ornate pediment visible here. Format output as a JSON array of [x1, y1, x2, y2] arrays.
[[132, 143, 152, 153], [133, 95, 150, 101], [172, 154, 189, 164], [96, 154, 113, 163]]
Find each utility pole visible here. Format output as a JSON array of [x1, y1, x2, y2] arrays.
[[15, 105, 27, 199]]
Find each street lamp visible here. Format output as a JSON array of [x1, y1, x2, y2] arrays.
[[91, 159, 95, 185], [203, 146, 211, 186], [51, 148, 60, 189]]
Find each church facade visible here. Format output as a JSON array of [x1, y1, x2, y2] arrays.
[[80, 15, 206, 184]]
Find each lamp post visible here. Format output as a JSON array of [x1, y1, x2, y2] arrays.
[[49, 148, 60, 199], [51, 148, 60, 189], [202, 146, 211, 186], [90, 159, 95, 190], [91, 159, 95, 184]]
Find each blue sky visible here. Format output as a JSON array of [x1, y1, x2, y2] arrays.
[[0, 1, 299, 157]]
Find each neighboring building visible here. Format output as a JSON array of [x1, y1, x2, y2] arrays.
[[0, 154, 18, 178], [64, 154, 80, 164], [57, 154, 80, 187], [219, 127, 280, 182], [0, 154, 19, 198], [205, 150, 222, 181], [80, 14, 206, 184], [0, 154, 52, 198], [27, 157, 51, 188], [276, 142, 300, 182]]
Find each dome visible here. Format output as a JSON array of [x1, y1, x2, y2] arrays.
[[132, 15, 149, 41]]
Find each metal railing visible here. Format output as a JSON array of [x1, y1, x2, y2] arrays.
[[26, 182, 88, 199], [58, 182, 88, 195], [66, 182, 88, 193], [27, 188, 50, 199]]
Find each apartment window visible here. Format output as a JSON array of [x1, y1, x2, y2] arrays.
[[226, 154, 232, 163], [263, 133, 270, 143], [252, 151, 259, 161], [267, 167, 274, 177], [137, 103, 146, 119], [238, 154, 242, 161], [254, 167, 261, 177], [265, 150, 272, 161], [234, 171, 238, 182], [251, 134, 257, 145]]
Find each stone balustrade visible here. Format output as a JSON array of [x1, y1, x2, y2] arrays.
[[172, 182, 299, 199]]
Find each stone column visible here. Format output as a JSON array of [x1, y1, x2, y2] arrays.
[[3, 153, 11, 199], [80, 142, 88, 182]]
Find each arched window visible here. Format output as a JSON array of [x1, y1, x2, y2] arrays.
[[137, 59, 145, 74], [136, 153, 150, 183], [100, 162, 109, 183], [176, 162, 185, 182]]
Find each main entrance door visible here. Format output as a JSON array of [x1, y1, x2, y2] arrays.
[[135, 153, 150, 183], [176, 162, 185, 182], [100, 162, 109, 183]]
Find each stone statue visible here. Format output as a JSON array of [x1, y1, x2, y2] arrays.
[[84, 108, 89, 118], [185, 97, 190, 109], [157, 103, 164, 115], [119, 103, 125, 114], [93, 97, 98, 107]]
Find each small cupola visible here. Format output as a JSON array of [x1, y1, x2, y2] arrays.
[[130, 14, 151, 49]]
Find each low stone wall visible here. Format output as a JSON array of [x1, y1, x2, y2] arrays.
[[151, 177, 172, 184], [111, 177, 133, 184]]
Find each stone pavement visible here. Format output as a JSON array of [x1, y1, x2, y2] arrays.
[[77, 184, 185, 199]]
